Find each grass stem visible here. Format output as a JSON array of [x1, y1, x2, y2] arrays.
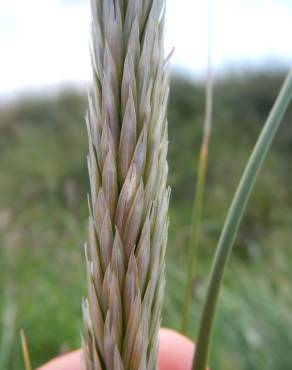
[[20, 329, 33, 370], [192, 69, 292, 370], [181, 0, 213, 334]]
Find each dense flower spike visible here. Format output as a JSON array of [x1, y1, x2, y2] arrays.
[[82, 0, 170, 369]]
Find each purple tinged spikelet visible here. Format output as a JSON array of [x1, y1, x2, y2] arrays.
[[83, 0, 170, 369]]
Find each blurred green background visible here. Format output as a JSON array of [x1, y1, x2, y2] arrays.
[[1, 70, 292, 370]]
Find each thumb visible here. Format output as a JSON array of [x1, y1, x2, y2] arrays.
[[158, 328, 195, 370]]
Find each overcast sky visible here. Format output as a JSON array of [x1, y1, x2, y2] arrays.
[[0, 0, 291, 97]]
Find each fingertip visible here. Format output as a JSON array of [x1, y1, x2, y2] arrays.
[[37, 350, 81, 370], [158, 328, 194, 370]]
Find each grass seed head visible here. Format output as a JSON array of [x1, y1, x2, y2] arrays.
[[83, 1, 170, 369]]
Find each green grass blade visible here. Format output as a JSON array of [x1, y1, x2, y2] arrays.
[[192, 69, 292, 370], [181, 0, 213, 334], [20, 329, 33, 370], [0, 290, 16, 369]]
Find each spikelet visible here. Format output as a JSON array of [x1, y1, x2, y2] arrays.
[[82, 1, 170, 369]]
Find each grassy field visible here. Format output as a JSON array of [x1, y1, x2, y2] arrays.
[[1, 70, 292, 370]]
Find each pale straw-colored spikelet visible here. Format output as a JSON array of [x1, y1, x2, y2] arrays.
[[82, 0, 170, 369]]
